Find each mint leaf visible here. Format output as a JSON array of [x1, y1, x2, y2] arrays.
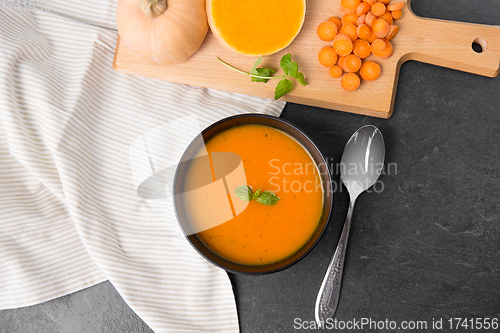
[[296, 72, 307, 86], [235, 185, 253, 201], [251, 68, 276, 83], [274, 79, 293, 100], [235, 185, 280, 205], [250, 56, 263, 75], [256, 191, 280, 205], [280, 53, 292, 73], [280, 53, 298, 77], [286, 62, 299, 77]]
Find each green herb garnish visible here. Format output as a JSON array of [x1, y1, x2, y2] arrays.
[[251, 68, 276, 83], [252, 188, 262, 200], [255, 191, 280, 205], [274, 79, 293, 100], [217, 53, 307, 100], [235, 185, 253, 201], [235, 185, 280, 205]]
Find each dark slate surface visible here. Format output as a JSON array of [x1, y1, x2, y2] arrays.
[[1, 0, 499, 332]]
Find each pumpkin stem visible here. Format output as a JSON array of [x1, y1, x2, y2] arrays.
[[139, 0, 167, 19]]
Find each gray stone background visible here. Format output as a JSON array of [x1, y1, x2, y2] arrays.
[[1, 0, 500, 332]]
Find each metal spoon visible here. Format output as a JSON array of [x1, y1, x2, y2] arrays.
[[315, 125, 385, 326]]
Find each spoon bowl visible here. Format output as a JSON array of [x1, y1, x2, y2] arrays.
[[341, 125, 385, 200], [315, 125, 385, 326]]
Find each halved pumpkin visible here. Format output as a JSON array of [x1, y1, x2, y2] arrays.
[[207, 0, 306, 56]]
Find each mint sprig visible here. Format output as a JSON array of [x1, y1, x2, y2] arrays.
[[235, 185, 280, 206], [217, 53, 307, 100]]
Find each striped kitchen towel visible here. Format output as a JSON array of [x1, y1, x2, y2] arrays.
[[0, 2, 285, 332]]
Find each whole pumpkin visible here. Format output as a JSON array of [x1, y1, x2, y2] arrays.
[[116, 0, 208, 65]]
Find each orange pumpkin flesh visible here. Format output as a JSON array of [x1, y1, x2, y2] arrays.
[[207, 0, 306, 56]]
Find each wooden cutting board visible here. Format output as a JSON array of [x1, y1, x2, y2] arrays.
[[113, 0, 500, 118]]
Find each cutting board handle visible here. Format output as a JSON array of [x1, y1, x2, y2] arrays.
[[403, 2, 500, 77]]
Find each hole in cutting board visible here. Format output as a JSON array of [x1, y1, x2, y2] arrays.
[[472, 38, 487, 53]]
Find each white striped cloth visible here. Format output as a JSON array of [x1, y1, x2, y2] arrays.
[[0, 2, 285, 332]]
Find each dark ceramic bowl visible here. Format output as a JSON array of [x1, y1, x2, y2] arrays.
[[173, 114, 333, 274]]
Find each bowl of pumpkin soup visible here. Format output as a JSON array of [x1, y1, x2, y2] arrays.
[[173, 114, 333, 274]]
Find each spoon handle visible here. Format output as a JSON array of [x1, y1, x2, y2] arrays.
[[315, 200, 355, 327]]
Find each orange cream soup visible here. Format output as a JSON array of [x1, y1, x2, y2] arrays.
[[183, 125, 323, 266]]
